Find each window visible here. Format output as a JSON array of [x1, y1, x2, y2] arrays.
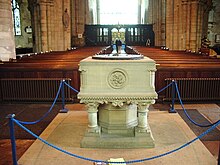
[[99, 0, 138, 25], [11, 0, 21, 35]]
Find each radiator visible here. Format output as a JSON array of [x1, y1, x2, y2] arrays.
[[0, 78, 72, 102], [164, 78, 220, 101]]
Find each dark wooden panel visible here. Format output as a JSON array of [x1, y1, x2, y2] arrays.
[[85, 24, 154, 46]]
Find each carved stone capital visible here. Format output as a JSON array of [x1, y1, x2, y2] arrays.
[[147, 69, 157, 72], [78, 67, 86, 72], [137, 105, 149, 113], [137, 101, 154, 112], [86, 102, 99, 113]]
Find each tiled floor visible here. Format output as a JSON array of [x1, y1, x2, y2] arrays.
[[0, 103, 61, 165], [175, 103, 220, 130], [0, 103, 219, 165], [174, 103, 220, 160]]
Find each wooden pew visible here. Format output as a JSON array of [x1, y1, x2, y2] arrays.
[[1, 46, 220, 102]]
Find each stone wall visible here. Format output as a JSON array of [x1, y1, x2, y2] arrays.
[[71, 0, 90, 47], [165, 0, 206, 51], [0, 0, 16, 61], [88, 0, 98, 24], [149, 0, 166, 47], [139, 0, 148, 24], [148, 0, 211, 52], [29, 0, 71, 52]]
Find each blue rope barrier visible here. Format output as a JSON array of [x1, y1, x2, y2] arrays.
[[157, 82, 173, 94], [60, 80, 68, 113], [174, 81, 220, 127], [12, 117, 220, 164], [16, 81, 63, 125], [12, 118, 101, 164], [169, 80, 176, 113], [64, 81, 79, 93], [7, 114, 18, 165], [61, 80, 65, 109]]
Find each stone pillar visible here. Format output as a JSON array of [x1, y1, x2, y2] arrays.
[[185, 0, 191, 50], [137, 102, 150, 132], [84, 0, 90, 24], [161, 0, 166, 46], [166, 0, 174, 49], [189, 1, 198, 52], [0, 0, 16, 61], [39, 2, 48, 51], [173, 1, 180, 50], [197, 3, 202, 48], [152, 0, 159, 46], [138, 0, 142, 24], [146, 0, 153, 24], [182, 1, 187, 49], [87, 0, 96, 24], [29, 0, 71, 52], [30, 1, 47, 52], [173, 1, 211, 50], [96, 0, 100, 24], [165, 0, 208, 51], [86, 102, 100, 133], [71, 0, 88, 46], [152, 0, 158, 46], [151, 0, 166, 47], [186, 0, 206, 52], [62, 0, 71, 51], [46, 2, 53, 51], [31, 2, 41, 52], [149, 69, 156, 89]]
